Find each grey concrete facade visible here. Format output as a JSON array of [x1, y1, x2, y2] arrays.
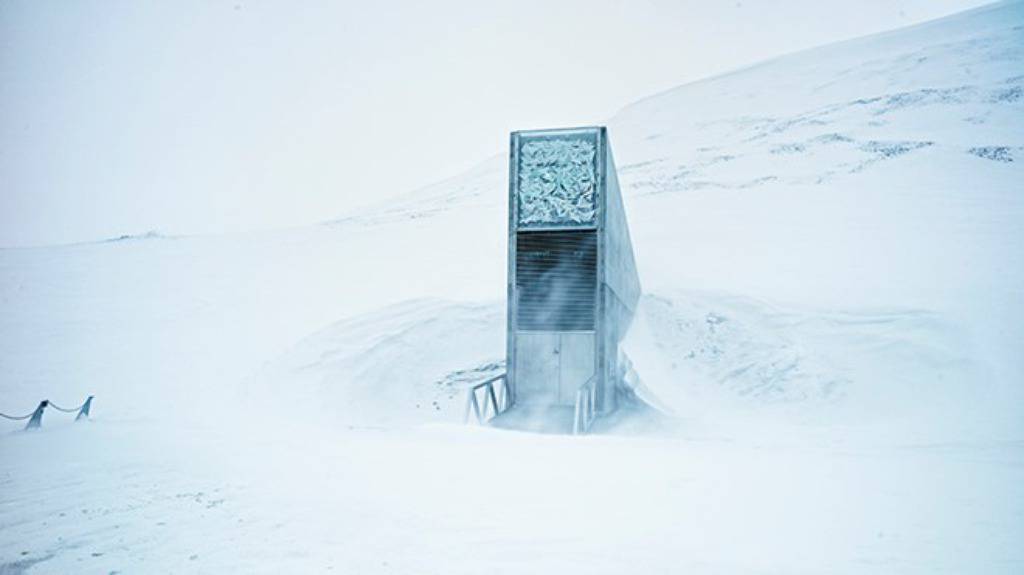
[[507, 126, 640, 418]]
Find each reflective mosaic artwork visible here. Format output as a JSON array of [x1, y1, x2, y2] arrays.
[[517, 136, 598, 227]]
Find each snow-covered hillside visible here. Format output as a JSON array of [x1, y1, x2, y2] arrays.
[[2, 2, 1022, 573], [611, 1, 1024, 437]]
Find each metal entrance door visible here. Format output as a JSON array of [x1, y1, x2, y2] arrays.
[[514, 331, 595, 406]]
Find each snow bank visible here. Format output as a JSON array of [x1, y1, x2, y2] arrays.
[[246, 299, 505, 428]]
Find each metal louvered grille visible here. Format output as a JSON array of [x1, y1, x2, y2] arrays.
[[515, 230, 597, 331]]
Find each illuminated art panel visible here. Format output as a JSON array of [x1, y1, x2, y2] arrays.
[[516, 134, 598, 227]]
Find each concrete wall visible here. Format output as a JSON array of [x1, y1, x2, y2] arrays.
[[600, 140, 642, 328], [507, 126, 640, 417], [596, 134, 641, 413]]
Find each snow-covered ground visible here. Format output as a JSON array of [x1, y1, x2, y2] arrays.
[[2, 2, 1023, 572], [3, 419, 1021, 574]]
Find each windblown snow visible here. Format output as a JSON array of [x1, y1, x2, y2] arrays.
[[2, 2, 1022, 573]]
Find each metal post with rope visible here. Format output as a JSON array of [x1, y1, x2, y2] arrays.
[[0, 396, 94, 431]]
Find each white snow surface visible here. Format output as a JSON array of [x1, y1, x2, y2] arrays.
[[2, 2, 1023, 572]]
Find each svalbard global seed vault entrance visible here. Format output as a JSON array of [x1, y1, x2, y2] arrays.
[[468, 126, 640, 434]]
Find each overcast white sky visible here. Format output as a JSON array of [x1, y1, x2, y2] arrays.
[[0, 0, 992, 247]]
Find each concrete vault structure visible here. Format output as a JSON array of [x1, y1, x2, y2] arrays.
[[502, 126, 641, 432]]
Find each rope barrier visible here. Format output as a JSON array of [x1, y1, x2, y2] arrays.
[[0, 411, 34, 421], [0, 396, 93, 430], [48, 400, 86, 413]]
